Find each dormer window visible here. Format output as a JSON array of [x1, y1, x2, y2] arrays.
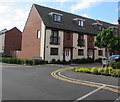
[[73, 18, 85, 27], [92, 23, 102, 31], [53, 14, 62, 22], [78, 20, 84, 27], [109, 26, 118, 33], [98, 25, 102, 31], [49, 12, 63, 23]]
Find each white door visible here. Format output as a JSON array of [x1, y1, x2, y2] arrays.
[[65, 48, 71, 61]]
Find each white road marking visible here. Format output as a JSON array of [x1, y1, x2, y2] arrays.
[[74, 85, 106, 101], [114, 96, 120, 102], [58, 71, 120, 89]]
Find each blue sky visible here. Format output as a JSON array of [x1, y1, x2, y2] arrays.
[[0, 0, 119, 31]]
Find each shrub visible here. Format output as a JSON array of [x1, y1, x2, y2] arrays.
[[74, 68, 92, 73], [91, 68, 98, 74], [0, 57, 2, 62], [50, 59, 56, 64], [72, 58, 94, 64], [61, 60, 70, 64], [34, 60, 47, 65], [110, 62, 120, 69], [1, 57, 47, 65], [103, 68, 110, 76], [25, 59, 34, 65], [95, 58, 102, 63], [97, 68, 104, 75], [56, 59, 61, 64], [110, 69, 120, 77]]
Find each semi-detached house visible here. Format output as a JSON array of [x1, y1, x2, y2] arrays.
[[19, 4, 118, 62]]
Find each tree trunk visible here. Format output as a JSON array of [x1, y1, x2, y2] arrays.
[[107, 48, 110, 59]]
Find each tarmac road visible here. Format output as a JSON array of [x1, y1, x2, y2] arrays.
[[1, 63, 120, 102]]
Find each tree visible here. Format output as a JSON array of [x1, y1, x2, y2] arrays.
[[94, 28, 120, 57]]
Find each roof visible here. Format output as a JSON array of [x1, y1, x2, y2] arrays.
[[34, 4, 118, 35], [0, 27, 21, 36]]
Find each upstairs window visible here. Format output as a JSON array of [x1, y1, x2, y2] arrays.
[[78, 20, 84, 27], [37, 30, 41, 39], [78, 34, 85, 47], [109, 26, 118, 34], [73, 18, 85, 27], [53, 14, 62, 22], [49, 12, 63, 23], [98, 25, 102, 31], [50, 30, 59, 45]]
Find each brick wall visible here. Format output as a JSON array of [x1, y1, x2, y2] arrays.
[[20, 5, 42, 59], [4, 27, 22, 57]]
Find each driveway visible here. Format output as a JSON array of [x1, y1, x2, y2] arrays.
[[1, 63, 120, 101]]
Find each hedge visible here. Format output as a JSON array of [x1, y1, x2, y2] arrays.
[[110, 62, 120, 69], [69, 67, 120, 77], [72, 58, 94, 64], [50, 59, 70, 64], [0, 57, 48, 65]]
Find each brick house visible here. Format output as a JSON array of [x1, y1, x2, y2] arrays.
[[0, 27, 22, 57], [19, 4, 118, 62]]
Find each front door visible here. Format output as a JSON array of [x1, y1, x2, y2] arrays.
[[65, 48, 71, 61]]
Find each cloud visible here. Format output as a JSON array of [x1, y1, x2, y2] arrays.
[[70, 0, 103, 13], [81, 13, 89, 18], [112, 21, 118, 25], [0, 3, 29, 31]]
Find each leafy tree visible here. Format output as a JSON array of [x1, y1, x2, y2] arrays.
[[94, 28, 120, 57]]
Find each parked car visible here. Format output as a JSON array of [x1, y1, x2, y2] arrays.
[[102, 55, 120, 67], [108, 55, 120, 62]]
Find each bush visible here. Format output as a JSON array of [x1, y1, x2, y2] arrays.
[[1, 57, 47, 65], [56, 59, 61, 64], [0, 57, 2, 62], [110, 69, 120, 77], [110, 62, 120, 69], [72, 58, 94, 64], [97, 68, 104, 75], [91, 68, 98, 74], [103, 68, 110, 76], [61, 60, 70, 64], [34, 60, 48, 65], [50, 59, 56, 64], [95, 58, 102, 63], [69, 67, 120, 77]]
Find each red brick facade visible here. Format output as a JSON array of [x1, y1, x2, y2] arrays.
[[87, 35, 94, 49], [20, 5, 42, 59], [4, 27, 22, 57], [63, 32, 73, 60]]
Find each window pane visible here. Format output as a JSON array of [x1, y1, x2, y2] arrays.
[[98, 50, 103, 56], [78, 20, 84, 27], [50, 48, 58, 55], [50, 30, 59, 45], [78, 49, 84, 56], [53, 14, 61, 22]]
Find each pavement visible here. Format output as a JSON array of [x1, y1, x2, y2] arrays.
[[1, 63, 120, 101]]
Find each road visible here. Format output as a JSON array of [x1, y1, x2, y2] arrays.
[[1, 63, 120, 101]]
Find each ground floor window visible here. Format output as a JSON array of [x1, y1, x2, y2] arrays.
[[98, 50, 103, 56], [78, 49, 84, 56], [50, 48, 58, 55]]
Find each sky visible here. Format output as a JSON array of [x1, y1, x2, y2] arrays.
[[0, 0, 119, 32]]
